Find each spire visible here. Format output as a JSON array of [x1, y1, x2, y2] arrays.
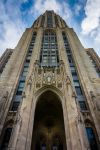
[[32, 10, 68, 28]]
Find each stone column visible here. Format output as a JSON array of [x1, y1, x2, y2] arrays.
[[66, 28, 100, 141], [57, 15, 62, 28], [56, 28, 72, 78], [9, 28, 43, 150], [0, 28, 33, 136], [63, 76, 82, 150]]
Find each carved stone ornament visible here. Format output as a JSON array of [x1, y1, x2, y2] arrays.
[[27, 75, 33, 89], [90, 91, 95, 98], [34, 60, 39, 67], [44, 75, 52, 84], [78, 114, 83, 123], [90, 91, 100, 111], [59, 60, 64, 66], [43, 73, 54, 85], [66, 75, 71, 85], [22, 91, 26, 99], [0, 91, 9, 111], [72, 91, 77, 98], [32, 60, 66, 91], [3, 91, 9, 99]]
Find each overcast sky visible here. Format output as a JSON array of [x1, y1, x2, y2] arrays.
[[0, 0, 100, 56]]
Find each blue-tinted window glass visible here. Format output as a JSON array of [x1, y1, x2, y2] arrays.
[[41, 144, 46, 150], [1, 128, 12, 149], [40, 30, 59, 67], [79, 101, 87, 110], [86, 127, 98, 150], [75, 86, 83, 95], [11, 101, 20, 111]]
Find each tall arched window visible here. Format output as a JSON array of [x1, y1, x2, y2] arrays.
[[40, 30, 59, 67], [0, 120, 13, 149], [85, 119, 98, 150], [47, 11, 53, 27]]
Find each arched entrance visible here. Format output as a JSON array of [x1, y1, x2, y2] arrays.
[[31, 90, 67, 150]]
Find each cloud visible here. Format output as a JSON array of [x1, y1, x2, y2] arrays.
[[0, 0, 73, 57], [81, 0, 100, 34], [0, 0, 99, 57], [31, 0, 72, 25], [0, 0, 26, 56], [74, 4, 82, 16], [81, 0, 100, 56]]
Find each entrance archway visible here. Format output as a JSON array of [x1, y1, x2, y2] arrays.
[[31, 90, 67, 150]]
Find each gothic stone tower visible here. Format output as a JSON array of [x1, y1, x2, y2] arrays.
[[0, 10, 100, 150]]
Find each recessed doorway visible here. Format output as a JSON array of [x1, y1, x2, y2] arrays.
[[31, 90, 67, 150]]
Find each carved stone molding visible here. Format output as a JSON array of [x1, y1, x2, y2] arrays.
[[66, 75, 71, 85], [90, 91, 100, 111], [82, 111, 91, 121], [0, 91, 9, 115], [72, 91, 77, 98], [32, 60, 66, 92]]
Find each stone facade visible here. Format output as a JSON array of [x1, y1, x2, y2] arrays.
[[0, 10, 100, 150], [0, 49, 13, 75]]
